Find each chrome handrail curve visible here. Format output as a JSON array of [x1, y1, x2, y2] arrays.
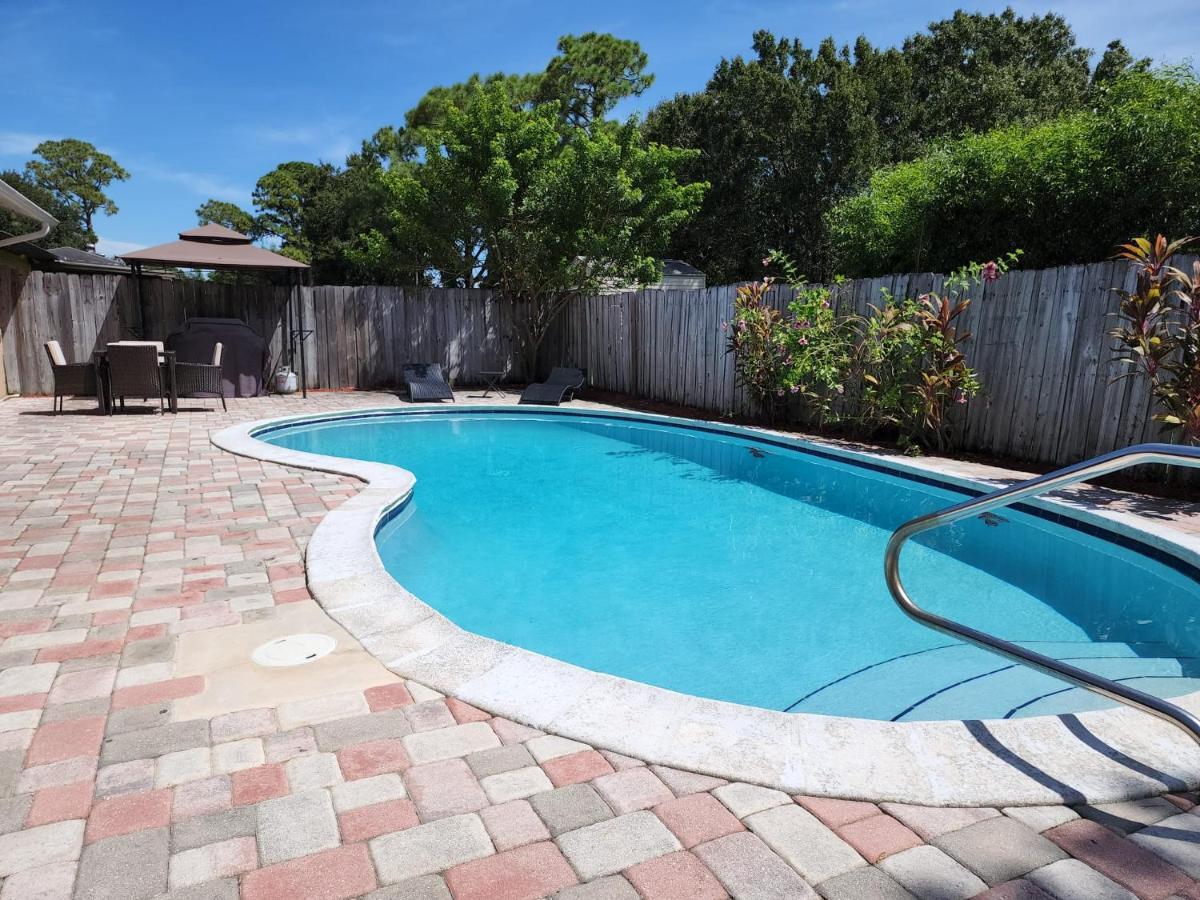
[[884, 443, 1200, 744]]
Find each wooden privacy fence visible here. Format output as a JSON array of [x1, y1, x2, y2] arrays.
[[543, 262, 1180, 469], [0, 261, 1187, 470]]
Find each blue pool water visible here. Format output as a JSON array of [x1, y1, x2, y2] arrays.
[[262, 410, 1200, 721]]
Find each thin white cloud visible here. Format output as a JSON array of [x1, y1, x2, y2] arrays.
[[95, 237, 145, 257], [248, 121, 356, 164], [134, 164, 249, 203], [0, 131, 48, 156]]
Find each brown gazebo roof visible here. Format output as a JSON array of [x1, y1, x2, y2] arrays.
[[119, 225, 308, 271]]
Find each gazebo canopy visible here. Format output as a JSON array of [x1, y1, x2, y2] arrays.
[[118, 223, 311, 397], [119, 224, 309, 271]]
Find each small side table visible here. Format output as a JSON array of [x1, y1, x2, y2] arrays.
[[477, 370, 507, 398]]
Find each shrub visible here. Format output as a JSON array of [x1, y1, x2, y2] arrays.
[[1111, 235, 1200, 443], [727, 253, 1018, 450], [725, 275, 856, 425], [857, 254, 1019, 451], [827, 68, 1200, 275]]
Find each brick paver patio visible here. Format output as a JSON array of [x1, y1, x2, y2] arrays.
[[1, 391, 1199, 899]]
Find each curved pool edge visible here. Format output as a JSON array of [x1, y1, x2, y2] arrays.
[[212, 403, 1200, 807]]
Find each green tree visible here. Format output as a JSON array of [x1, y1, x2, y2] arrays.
[[369, 83, 705, 373], [644, 10, 1122, 283], [195, 199, 259, 237], [23, 139, 129, 243], [1090, 39, 1151, 90], [0, 171, 90, 249], [644, 31, 906, 282], [902, 9, 1091, 141], [537, 32, 653, 129], [826, 68, 1200, 275], [250, 161, 338, 262]]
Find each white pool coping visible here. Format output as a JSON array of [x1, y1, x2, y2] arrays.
[[213, 404, 1200, 806]]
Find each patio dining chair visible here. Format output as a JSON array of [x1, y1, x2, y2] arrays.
[[43, 340, 97, 414], [106, 343, 165, 414], [174, 342, 227, 411]]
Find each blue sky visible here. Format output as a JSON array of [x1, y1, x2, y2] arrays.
[[4, 0, 1193, 256]]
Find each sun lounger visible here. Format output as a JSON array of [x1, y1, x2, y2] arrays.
[[518, 367, 586, 405], [402, 363, 454, 402]]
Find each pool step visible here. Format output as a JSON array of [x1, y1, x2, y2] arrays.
[[790, 641, 1200, 721]]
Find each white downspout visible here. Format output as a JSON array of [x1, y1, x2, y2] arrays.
[[0, 179, 58, 248]]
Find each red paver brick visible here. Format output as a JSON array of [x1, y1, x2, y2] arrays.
[[363, 682, 414, 712], [173, 775, 232, 821], [338, 798, 419, 842], [541, 750, 615, 787], [446, 697, 491, 724], [593, 768, 674, 814], [1046, 818, 1191, 899], [624, 850, 727, 900], [241, 844, 377, 900], [111, 675, 205, 710], [654, 792, 744, 849], [796, 795, 880, 828], [406, 759, 488, 821], [837, 814, 922, 863], [0, 693, 46, 714], [481, 799, 552, 852], [36, 638, 124, 663], [0, 619, 51, 638], [336, 739, 411, 780], [231, 763, 289, 806], [274, 587, 310, 603], [26, 780, 94, 826], [26, 716, 106, 766], [126, 623, 167, 642], [85, 787, 172, 842], [445, 841, 577, 900]]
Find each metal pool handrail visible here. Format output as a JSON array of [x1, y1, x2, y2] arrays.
[[884, 443, 1200, 745]]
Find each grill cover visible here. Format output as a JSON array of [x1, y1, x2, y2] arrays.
[[165, 318, 268, 398]]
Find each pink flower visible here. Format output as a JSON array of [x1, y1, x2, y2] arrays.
[[762, 256, 771, 267], [798, 337, 808, 346], [981, 261, 999, 282], [776, 388, 785, 397], [737, 320, 747, 332], [956, 391, 968, 405], [790, 385, 800, 394], [720, 321, 728, 331]]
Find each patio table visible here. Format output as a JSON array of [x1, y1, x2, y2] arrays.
[[93, 349, 179, 414], [477, 369, 507, 398]]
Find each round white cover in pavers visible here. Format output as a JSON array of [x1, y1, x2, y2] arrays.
[[252, 634, 336, 667]]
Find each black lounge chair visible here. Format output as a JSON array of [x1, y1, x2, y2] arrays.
[[519, 367, 587, 405], [402, 363, 454, 402]]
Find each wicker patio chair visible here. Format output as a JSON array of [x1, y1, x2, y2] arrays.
[[174, 342, 226, 411], [106, 343, 165, 414], [43, 340, 97, 414]]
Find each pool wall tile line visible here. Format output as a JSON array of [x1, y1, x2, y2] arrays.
[[212, 405, 1200, 807]]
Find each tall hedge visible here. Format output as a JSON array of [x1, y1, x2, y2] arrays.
[[827, 69, 1200, 276]]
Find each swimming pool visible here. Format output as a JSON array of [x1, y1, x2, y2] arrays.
[[258, 409, 1200, 723]]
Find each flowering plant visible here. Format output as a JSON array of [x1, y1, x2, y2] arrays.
[[1111, 235, 1200, 442], [856, 251, 1020, 451], [725, 252, 856, 423]]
